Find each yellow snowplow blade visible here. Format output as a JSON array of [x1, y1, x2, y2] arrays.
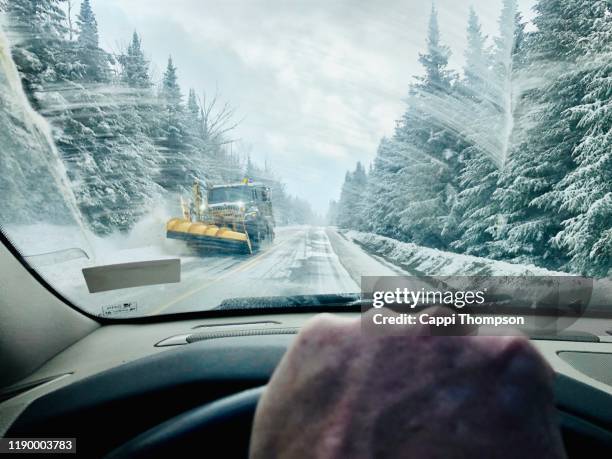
[[166, 218, 252, 254]]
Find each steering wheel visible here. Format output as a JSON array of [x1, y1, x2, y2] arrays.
[[104, 381, 612, 458], [105, 386, 265, 459]]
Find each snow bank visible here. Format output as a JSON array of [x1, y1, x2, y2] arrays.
[[343, 230, 612, 311], [342, 230, 563, 276]]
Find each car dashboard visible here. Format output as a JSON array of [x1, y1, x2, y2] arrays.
[[1, 312, 611, 457]]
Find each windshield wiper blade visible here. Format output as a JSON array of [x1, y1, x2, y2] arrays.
[[215, 293, 362, 311]]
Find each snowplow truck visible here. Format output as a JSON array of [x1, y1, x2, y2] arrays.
[[166, 180, 275, 254]]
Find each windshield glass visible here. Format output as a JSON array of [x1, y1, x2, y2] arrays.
[[209, 187, 251, 204], [0, 0, 610, 319]]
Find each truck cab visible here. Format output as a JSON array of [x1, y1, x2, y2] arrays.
[[207, 183, 275, 246]]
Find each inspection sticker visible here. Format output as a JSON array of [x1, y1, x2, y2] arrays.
[[101, 301, 138, 317]]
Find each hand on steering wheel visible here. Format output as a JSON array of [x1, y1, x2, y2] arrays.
[[250, 307, 567, 458]]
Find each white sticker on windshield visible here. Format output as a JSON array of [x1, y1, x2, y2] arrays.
[[101, 301, 138, 317]]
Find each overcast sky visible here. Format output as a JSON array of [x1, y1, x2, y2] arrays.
[[95, 0, 535, 213]]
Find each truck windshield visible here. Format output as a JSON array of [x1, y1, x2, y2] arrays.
[[208, 187, 251, 204]]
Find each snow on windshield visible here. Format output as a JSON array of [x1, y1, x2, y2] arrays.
[[0, 1, 609, 318]]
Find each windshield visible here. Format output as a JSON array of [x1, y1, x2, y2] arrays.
[[209, 187, 251, 205], [0, 0, 610, 320]]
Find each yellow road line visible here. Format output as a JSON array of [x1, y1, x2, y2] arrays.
[[151, 237, 293, 315]]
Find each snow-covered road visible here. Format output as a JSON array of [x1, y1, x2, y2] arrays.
[[146, 226, 407, 315], [75, 226, 408, 317]]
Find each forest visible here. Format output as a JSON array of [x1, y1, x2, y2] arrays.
[[2, 0, 317, 235], [330, 0, 611, 277]]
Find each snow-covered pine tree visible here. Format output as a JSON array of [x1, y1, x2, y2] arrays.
[[363, 6, 461, 244], [182, 88, 213, 184], [60, 97, 164, 233], [446, 8, 493, 253], [390, 4, 461, 248], [550, 0, 611, 276], [335, 171, 352, 229], [450, 2, 523, 256], [118, 31, 159, 141], [157, 56, 190, 192], [55, 4, 162, 233], [490, 0, 602, 269], [449, 147, 500, 257], [120, 31, 150, 89], [414, 4, 453, 93], [336, 162, 367, 230], [75, 0, 110, 82], [76, 0, 96, 47], [184, 88, 201, 165], [351, 161, 368, 231], [464, 7, 488, 93], [5, 1, 228, 234], [362, 138, 410, 241], [4, 0, 75, 108]]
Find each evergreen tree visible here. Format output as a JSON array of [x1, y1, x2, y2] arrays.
[[75, 0, 110, 82], [390, 5, 460, 248], [161, 57, 181, 104], [360, 6, 462, 247], [490, 0, 602, 268], [118, 31, 160, 147], [157, 56, 190, 191], [458, 6, 507, 163], [362, 138, 407, 240], [183, 88, 213, 183], [76, 0, 98, 48], [5, 0, 240, 234], [119, 31, 150, 88], [336, 162, 367, 230], [449, 148, 500, 256], [351, 162, 368, 230], [490, 0, 524, 168], [463, 7, 489, 96], [55, 7, 162, 233], [54, 81, 164, 233], [450, 2, 523, 256], [5, 0, 74, 107], [336, 0, 610, 277], [415, 4, 452, 93], [550, 0, 611, 276]]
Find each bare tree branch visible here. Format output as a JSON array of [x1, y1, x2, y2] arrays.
[[196, 88, 243, 147]]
